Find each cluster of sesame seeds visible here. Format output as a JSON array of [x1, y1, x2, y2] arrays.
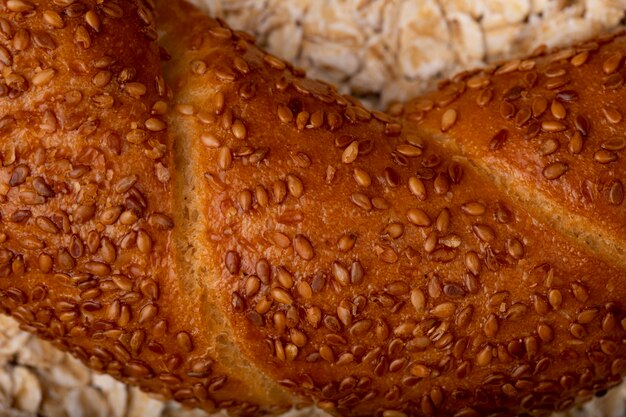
[[411, 31, 626, 217], [158, 5, 626, 415], [0, 1, 264, 415]]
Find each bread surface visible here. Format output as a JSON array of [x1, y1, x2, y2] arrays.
[[0, 1, 625, 416]]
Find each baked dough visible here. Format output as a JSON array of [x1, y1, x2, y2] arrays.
[[0, 0, 624, 416]]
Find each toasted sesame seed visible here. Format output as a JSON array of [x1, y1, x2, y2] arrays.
[[575, 114, 590, 136], [472, 224, 495, 242], [541, 120, 567, 132], [32, 68, 56, 87], [264, 53, 286, 70], [217, 146, 232, 170], [571, 51, 589, 66], [342, 141, 359, 164], [461, 201, 486, 216], [337, 234, 356, 252], [319, 345, 334, 363], [548, 289, 563, 309], [464, 251, 481, 276], [577, 308, 599, 324], [271, 288, 293, 305], [506, 238, 525, 259], [83, 262, 110, 276], [545, 75, 570, 89], [332, 261, 350, 286], [602, 106, 622, 124], [594, 150, 617, 164], [201, 133, 221, 148], [571, 282, 590, 302], [396, 144, 423, 157], [537, 323, 554, 342], [604, 73, 624, 90], [466, 74, 490, 89], [514, 107, 531, 127], [431, 302, 456, 318], [503, 85, 524, 101], [352, 168, 371, 188], [295, 111, 309, 130], [84, 10, 101, 32], [277, 105, 293, 123], [7, 0, 35, 12], [351, 192, 372, 210], [408, 176, 427, 200], [551, 99, 566, 120], [476, 87, 493, 107], [100, 206, 123, 225], [540, 138, 560, 156], [602, 137, 626, 151], [476, 345, 492, 366], [608, 180, 624, 205], [440, 109, 457, 132], [542, 161, 569, 180], [293, 235, 315, 260], [569, 131, 584, 154], [270, 231, 290, 248], [309, 110, 324, 128], [407, 208, 431, 227], [483, 314, 499, 337], [496, 59, 520, 75], [603, 52, 622, 74], [499, 102, 516, 120], [489, 129, 508, 151], [144, 117, 166, 132], [231, 120, 247, 139]]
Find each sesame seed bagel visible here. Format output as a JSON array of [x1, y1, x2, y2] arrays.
[[1, 0, 626, 417]]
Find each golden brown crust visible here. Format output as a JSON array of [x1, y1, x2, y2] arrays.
[[158, 1, 626, 416], [2, 1, 626, 416]]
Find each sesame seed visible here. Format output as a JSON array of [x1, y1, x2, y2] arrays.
[[466, 74, 490, 89], [604, 73, 624, 90], [342, 141, 359, 164], [541, 120, 567, 132], [217, 146, 232, 170], [594, 150, 618, 164], [293, 235, 314, 260], [7, 0, 35, 12], [270, 288, 293, 305], [551, 99, 566, 119], [489, 129, 508, 151], [476, 87, 493, 107], [408, 176, 427, 200], [353, 168, 371, 187], [32, 68, 56, 86], [603, 52, 622, 74], [277, 105, 293, 123], [608, 180, 624, 205], [84, 10, 101, 32], [496, 59, 520, 75], [145, 117, 166, 132], [406, 208, 431, 227], [575, 114, 590, 136], [571, 51, 589, 66], [602, 106, 622, 124], [231, 119, 247, 139], [396, 144, 423, 157], [440, 109, 457, 132], [543, 162, 569, 179]]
